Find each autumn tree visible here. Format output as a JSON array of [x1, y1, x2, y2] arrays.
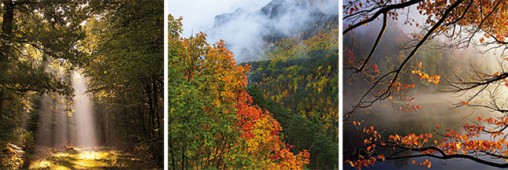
[[344, 0, 508, 169], [169, 14, 309, 169]]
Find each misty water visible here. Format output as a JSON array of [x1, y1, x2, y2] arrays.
[[344, 89, 506, 169]]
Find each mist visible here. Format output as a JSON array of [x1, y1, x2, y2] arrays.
[[72, 70, 98, 148], [169, 0, 338, 62], [35, 63, 99, 150], [343, 12, 508, 154], [342, 17, 508, 142], [168, 0, 271, 37], [36, 65, 73, 148]]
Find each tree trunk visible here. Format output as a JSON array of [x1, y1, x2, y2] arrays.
[[21, 93, 42, 169], [146, 81, 154, 140], [0, 0, 14, 119], [152, 78, 161, 140]]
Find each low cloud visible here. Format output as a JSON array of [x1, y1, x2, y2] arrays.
[[169, 0, 338, 62]]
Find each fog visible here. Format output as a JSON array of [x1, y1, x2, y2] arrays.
[[36, 65, 73, 148], [35, 64, 98, 150], [169, 0, 338, 62], [344, 10, 508, 168], [168, 0, 271, 37], [72, 70, 98, 148], [344, 17, 506, 117]]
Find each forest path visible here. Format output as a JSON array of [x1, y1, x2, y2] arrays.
[[28, 147, 154, 169]]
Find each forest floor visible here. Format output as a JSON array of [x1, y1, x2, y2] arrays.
[[28, 146, 155, 169]]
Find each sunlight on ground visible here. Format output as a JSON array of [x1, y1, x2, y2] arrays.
[[29, 147, 145, 169]]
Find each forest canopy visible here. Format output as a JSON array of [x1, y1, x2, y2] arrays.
[[0, 0, 163, 169], [169, 14, 310, 169]]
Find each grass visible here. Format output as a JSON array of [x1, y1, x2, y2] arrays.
[[29, 147, 155, 169]]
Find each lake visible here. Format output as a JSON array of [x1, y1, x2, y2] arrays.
[[344, 90, 506, 169]]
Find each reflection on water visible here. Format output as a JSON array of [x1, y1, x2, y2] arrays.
[[344, 90, 505, 169]]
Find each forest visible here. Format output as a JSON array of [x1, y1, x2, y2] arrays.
[[344, 0, 508, 169], [246, 23, 338, 169], [0, 0, 163, 169], [169, 0, 338, 169]]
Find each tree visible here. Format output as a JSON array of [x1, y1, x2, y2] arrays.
[[0, 0, 163, 168], [0, 2, 89, 168], [169, 14, 309, 169], [246, 27, 339, 168], [344, 0, 508, 169], [247, 86, 338, 169], [79, 0, 163, 165]]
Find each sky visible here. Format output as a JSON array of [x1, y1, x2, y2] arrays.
[[168, 0, 338, 62], [168, 0, 271, 37]]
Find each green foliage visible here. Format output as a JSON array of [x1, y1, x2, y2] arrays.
[[168, 17, 244, 168], [169, 14, 312, 169], [247, 86, 338, 169], [245, 26, 338, 169], [80, 0, 163, 167], [0, 2, 89, 161], [0, 0, 162, 168]]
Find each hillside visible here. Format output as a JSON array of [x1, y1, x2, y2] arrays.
[[242, 9, 338, 169]]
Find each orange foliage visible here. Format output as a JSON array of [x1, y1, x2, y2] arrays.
[[178, 32, 309, 168], [349, 118, 508, 169], [345, 0, 508, 169], [411, 69, 441, 85], [344, 48, 356, 66], [236, 80, 309, 169], [372, 64, 379, 73], [419, 159, 432, 168], [346, 157, 377, 170]]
